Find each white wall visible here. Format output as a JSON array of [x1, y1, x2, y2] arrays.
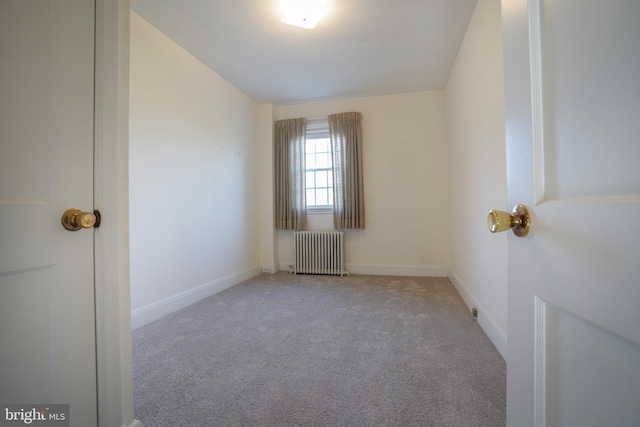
[[275, 92, 450, 277], [258, 103, 277, 273], [129, 12, 261, 329], [445, 0, 508, 358]]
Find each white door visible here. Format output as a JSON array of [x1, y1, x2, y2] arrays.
[[501, 0, 640, 426], [0, 1, 98, 425]]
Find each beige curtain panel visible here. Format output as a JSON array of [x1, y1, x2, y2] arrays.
[[329, 112, 365, 229], [275, 118, 307, 230]]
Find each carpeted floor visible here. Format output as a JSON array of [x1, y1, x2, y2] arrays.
[[133, 273, 506, 426]]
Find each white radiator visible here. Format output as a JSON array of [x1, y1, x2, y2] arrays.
[[293, 231, 347, 276]]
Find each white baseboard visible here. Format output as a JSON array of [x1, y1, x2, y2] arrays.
[[128, 420, 144, 427], [279, 262, 294, 273], [131, 266, 261, 330], [448, 269, 507, 360], [347, 264, 448, 277], [278, 262, 447, 277], [260, 264, 277, 274]]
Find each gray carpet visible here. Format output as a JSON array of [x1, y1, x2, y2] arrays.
[[133, 273, 506, 426]]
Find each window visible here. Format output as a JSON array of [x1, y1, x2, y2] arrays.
[[306, 136, 333, 207], [305, 118, 333, 207]]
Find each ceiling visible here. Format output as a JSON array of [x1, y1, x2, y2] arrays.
[[130, 0, 478, 106]]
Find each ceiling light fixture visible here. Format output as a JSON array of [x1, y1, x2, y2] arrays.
[[280, 0, 330, 30]]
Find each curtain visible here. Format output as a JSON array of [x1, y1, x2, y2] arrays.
[[275, 118, 307, 230], [329, 112, 365, 229]]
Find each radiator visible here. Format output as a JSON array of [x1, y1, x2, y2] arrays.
[[293, 231, 347, 276]]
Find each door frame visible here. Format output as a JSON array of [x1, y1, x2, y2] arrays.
[[94, 1, 139, 426]]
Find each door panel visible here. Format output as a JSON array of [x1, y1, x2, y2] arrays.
[[536, 0, 640, 201], [0, 1, 97, 425], [0, 268, 57, 402], [502, 0, 640, 425], [0, 1, 54, 203], [541, 298, 640, 427]]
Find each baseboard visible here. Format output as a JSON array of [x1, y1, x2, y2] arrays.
[[279, 262, 294, 273], [128, 420, 144, 427], [347, 264, 448, 277], [260, 264, 277, 274], [448, 269, 507, 360], [278, 262, 447, 277], [131, 266, 261, 330]]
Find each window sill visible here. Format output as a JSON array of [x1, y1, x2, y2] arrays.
[[307, 206, 333, 215]]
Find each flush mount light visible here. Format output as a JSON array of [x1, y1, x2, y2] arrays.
[[280, 0, 330, 29]]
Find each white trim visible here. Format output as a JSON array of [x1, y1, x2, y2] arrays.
[[279, 262, 447, 277], [528, 0, 546, 205], [280, 262, 295, 272], [93, 1, 135, 426], [127, 420, 144, 427], [131, 267, 262, 330], [448, 269, 507, 360], [537, 193, 640, 207], [348, 264, 448, 277], [261, 264, 277, 274], [534, 296, 547, 427]]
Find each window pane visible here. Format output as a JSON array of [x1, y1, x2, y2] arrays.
[[316, 138, 329, 152], [316, 188, 328, 205], [306, 189, 315, 206], [328, 172, 333, 187], [316, 170, 327, 187], [328, 188, 334, 204], [306, 171, 315, 189], [306, 153, 315, 169], [306, 139, 315, 153], [316, 153, 329, 169]]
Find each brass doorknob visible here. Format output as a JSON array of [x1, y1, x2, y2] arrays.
[[487, 205, 530, 237], [61, 208, 100, 231]]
